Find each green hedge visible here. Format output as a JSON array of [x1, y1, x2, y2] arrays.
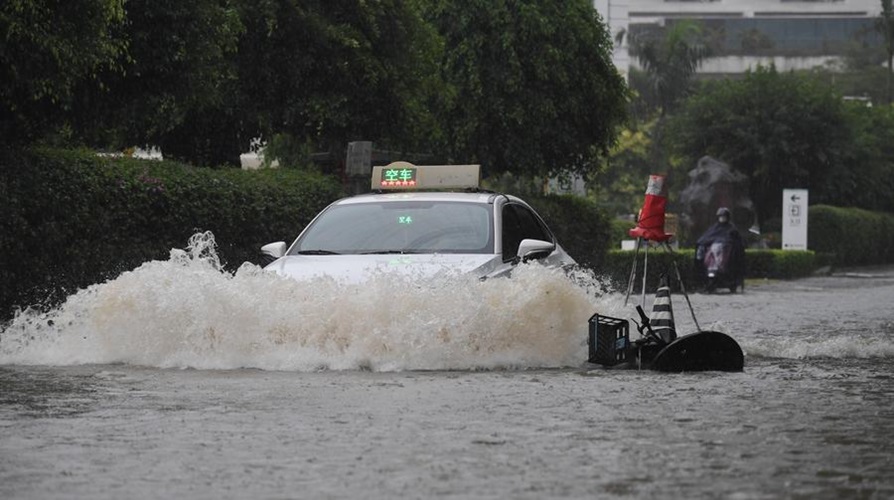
[[1, 149, 615, 320], [595, 204, 894, 291], [525, 194, 612, 270], [602, 248, 698, 291], [744, 249, 816, 279], [1, 148, 344, 319], [808, 205, 894, 266], [9, 148, 884, 319], [610, 217, 637, 248], [601, 248, 816, 292]]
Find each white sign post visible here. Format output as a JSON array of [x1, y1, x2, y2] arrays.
[[782, 189, 809, 250], [345, 141, 373, 176]]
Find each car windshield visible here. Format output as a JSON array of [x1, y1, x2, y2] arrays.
[[292, 201, 494, 255]]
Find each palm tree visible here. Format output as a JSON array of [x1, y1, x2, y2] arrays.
[[616, 20, 711, 169], [620, 20, 711, 116]]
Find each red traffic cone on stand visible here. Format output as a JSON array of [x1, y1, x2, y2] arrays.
[[650, 274, 676, 343], [629, 174, 673, 242]]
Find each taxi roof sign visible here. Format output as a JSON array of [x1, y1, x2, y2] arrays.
[[372, 162, 480, 191]]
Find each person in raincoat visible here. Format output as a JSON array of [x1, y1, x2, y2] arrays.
[[695, 207, 746, 292]]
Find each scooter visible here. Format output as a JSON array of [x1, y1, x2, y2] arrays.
[[696, 240, 744, 293]]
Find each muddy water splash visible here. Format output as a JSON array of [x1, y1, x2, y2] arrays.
[[4, 233, 892, 370], [0, 233, 626, 371]]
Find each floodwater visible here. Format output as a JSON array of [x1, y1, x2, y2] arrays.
[[2, 235, 893, 499]]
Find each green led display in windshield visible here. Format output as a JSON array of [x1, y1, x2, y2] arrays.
[[398, 215, 413, 224], [380, 167, 417, 188]]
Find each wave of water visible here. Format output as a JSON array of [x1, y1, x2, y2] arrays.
[[3, 233, 891, 370], [681, 292, 894, 361], [0, 233, 627, 371], [742, 331, 894, 360]]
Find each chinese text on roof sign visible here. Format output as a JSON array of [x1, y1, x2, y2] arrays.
[[371, 162, 481, 191]]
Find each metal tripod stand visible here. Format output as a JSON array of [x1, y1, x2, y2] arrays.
[[623, 238, 701, 332]]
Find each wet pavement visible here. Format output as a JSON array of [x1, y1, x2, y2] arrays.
[[2, 260, 892, 499]]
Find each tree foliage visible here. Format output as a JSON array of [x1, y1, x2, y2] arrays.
[[620, 20, 710, 184], [832, 103, 894, 213], [72, 0, 247, 166], [423, 0, 627, 178], [625, 20, 711, 117], [235, 0, 444, 167], [5, 0, 627, 177], [1, 0, 127, 145], [666, 65, 894, 225], [591, 121, 656, 216]]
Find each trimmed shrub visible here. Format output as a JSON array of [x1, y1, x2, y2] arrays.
[[1, 148, 344, 318], [603, 248, 698, 292], [525, 194, 613, 270], [763, 249, 816, 278], [2, 149, 616, 320], [809, 205, 894, 266], [610, 217, 637, 248], [13, 147, 882, 319], [602, 248, 815, 292]]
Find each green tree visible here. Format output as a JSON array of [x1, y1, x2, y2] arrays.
[[832, 103, 894, 213], [802, 19, 888, 107], [423, 0, 627, 178], [235, 0, 444, 169], [621, 20, 710, 182], [624, 20, 710, 117], [592, 120, 656, 216], [0, 0, 126, 145], [71, 0, 247, 166], [666, 66, 853, 225]]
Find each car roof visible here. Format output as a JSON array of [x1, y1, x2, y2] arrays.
[[332, 191, 514, 206]]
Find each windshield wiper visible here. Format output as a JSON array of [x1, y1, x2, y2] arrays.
[[297, 249, 341, 255], [360, 250, 422, 255]]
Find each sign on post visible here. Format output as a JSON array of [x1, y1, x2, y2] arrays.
[[346, 141, 373, 176], [782, 189, 808, 250]]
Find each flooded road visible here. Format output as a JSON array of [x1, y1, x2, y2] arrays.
[[1, 243, 893, 499]]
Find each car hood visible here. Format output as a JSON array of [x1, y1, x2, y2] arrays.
[[264, 253, 505, 284]]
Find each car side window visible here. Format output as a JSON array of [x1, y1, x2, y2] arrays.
[[502, 205, 524, 261], [501, 204, 551, 261], [514, 205, 550, 242]]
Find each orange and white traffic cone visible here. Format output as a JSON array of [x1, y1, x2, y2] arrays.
[[629, 174, 673, 243], [650, 274, 676, 343]]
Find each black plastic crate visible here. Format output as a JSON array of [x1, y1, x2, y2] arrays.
[[588, 314, 630, 366]]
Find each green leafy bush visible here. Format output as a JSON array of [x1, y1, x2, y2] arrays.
[[603, 248, 698, 292], [610, 217, 637, 249], [524, 194, 613, 270], [1, 148, 344, 318], [12, 147, 883, 321], [595, 204, 894, 292], [744, 250, 815, 279], [2, 149, 618, 320], [809, 205, 894, 266], [602, 248, 816, 292], [764, 250, 816, 278]]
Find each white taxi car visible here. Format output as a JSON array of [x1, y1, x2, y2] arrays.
[[260, 162, 576, 282]]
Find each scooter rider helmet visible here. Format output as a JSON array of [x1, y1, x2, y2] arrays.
[[716, 207, 731, 222]]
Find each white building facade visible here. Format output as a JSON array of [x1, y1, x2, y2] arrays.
[[594, 0, 884, 77]]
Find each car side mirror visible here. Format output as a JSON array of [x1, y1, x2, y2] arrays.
[[261, 241, 287, 260], [516, 238, 555, 262]]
